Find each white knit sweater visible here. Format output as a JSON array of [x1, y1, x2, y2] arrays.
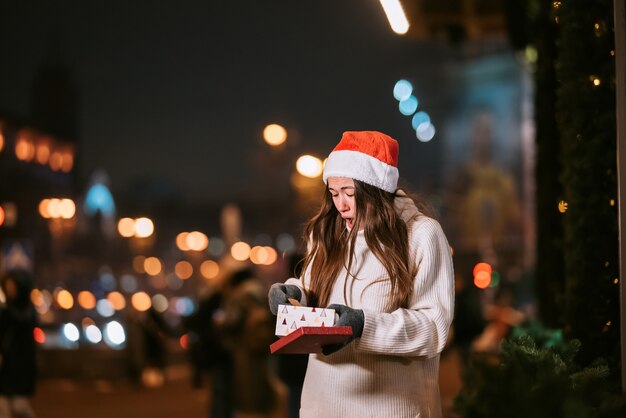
[[286, 195, 455, 418]]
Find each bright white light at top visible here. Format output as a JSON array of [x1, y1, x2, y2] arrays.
[[399, 96, 418, 116], [104, 321, 126, 346], [416, 124, 436, 142], [379, 0, 410, 35], [393, 79, 413, 101], [85, 324, 103, 343], [63, 323, 80, 342]]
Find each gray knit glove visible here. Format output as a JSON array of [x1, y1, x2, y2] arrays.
[[268, 283, 302, 315], [322, 304, 364, 355]]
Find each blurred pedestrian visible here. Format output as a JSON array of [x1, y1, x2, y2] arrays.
[[268, 131, 455, 418], [184, 282, 233, 418], [0, 270, 38, 418], [219, 267, 287, 418]]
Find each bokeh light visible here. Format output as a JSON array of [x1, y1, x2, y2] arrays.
[[104, 321, 126, 346], [118, 217, 135, 237], [186, 231, 208, 251], [296, 155, 323, 178], [131, 292, 152, 312], [200, 260, 220, 279], [144, 257, 162, 276], [416, 124, 436, 142], [176, 232, 190, 251], [134, 217, 154, 238], [263, 124, 287, 146], [85, 324, 103, 344], [399, 95, 418, 116], [411, 111, 431, 130], [175, 260, 193, 280], [55, 289, 74, 310], [63, 323, 80, 342], [231, 241, 251, 261], [77, 291, 96, 310], [393, 79, 413, 101]]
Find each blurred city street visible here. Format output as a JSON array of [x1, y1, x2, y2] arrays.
[[30, 349, 463, 418]]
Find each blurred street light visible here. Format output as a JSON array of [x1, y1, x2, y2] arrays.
[[379, 0, 410, 35], [39, 198, 76, 220], [263, 124, 287, 146], [117, 217, 154, 238], [296, 155, 323, 178]]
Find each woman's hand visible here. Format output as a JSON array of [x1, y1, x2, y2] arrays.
[[268, 284, 302, 315], [322, 304, 364, 355]]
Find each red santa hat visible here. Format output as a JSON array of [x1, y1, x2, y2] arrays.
[[322, 131, 399, 193]]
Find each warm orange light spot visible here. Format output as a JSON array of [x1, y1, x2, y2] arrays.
[[133, 255, 146, 274], [474, 271, 492, 289], [231, 241, 251, 261], [36, 143, 51, 165], [107, 291, 127, 310], [56, 289, 74, 310], [263, 246, 278, 265], [118, 217, 135, 237], [131, 292, 152, 312], [473, 262, 492, 277], [176, 232, 190, 251], [263, 124, 287, 146], [61, 151, 74, 172], [250, 246, 269, 265], [175, 261, 193, 280], [0, 206, 4, 227], [49, 151, 63, 171], [200, 260, 219, 279], [144, 257, 162, 276], [186, 231, 208, 251], [77, 291, 96, 310], [15, 139, 35, 161]]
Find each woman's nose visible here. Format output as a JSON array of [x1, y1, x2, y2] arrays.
[[337, 196, 349, 211]]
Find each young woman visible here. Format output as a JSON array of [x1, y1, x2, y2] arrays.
[[269, 131, 455, 418]]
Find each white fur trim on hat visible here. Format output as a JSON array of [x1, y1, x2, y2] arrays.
[[323, 149, 399, 193]]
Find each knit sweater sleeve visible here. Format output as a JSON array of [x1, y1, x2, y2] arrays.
[[356, 217, 455, 358]]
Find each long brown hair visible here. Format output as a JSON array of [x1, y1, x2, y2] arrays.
[[301, 180, 420, 311]]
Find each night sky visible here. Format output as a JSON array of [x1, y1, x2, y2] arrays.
[[0, 1, 452, 205]]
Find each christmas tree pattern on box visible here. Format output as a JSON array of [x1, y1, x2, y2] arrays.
[[275, 304, 336, 336]]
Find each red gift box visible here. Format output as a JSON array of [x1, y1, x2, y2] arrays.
[[269, 326, 353, 354]]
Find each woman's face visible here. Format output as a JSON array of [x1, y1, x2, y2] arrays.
[[328, 177, 356, 229]]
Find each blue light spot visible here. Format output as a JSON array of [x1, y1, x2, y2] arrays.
[[393, 80, 413, 101], [84, 184, 116, 217], [411, 111, 431, 130], [399, 95, 418, 116]]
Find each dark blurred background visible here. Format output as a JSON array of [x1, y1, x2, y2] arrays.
[[1, 0, 621, 417]]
